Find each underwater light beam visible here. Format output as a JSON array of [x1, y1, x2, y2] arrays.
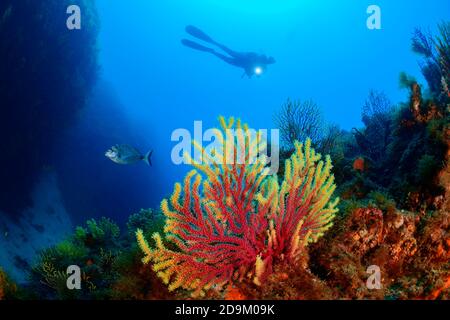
[[254, 66, 263, 75]]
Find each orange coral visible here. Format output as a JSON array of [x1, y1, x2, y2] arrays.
[[348, 208, 384, 255], [427, 275, 450, 300], [353, 157, 365, 172], [224, 286, 246, 300]]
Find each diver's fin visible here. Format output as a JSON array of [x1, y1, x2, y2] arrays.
[[143, 150, 153, 166], [181, 39, 215, 53], [241, 71, 252, 79], [185, 25, 216, 44]]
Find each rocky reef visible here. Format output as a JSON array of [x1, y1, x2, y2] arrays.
[[0, 20, 448, 301], [0, 172, 73, 283], [0, 0, 99, 214]]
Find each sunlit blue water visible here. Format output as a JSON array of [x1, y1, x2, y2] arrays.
[[58, 0, 450, 224]]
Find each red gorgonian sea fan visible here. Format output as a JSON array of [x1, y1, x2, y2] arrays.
[[136, 117, 339, 297]]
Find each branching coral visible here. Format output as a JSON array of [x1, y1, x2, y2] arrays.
[[137, 116, 339, 297], [74, 217, 120, 249], [29, 217, 121, 300], [412, 22, 450, 100], [126, 208, 165, 241], [39, 261, 71, 296]]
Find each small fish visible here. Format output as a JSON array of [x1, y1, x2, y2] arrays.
[[105, 144, 153, 166]]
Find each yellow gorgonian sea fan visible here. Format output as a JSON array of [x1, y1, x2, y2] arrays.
[[256, 139, 339, 275], [137, 117, 339, 297]]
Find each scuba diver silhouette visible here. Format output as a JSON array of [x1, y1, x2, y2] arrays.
[[182, 25, 276, 78]]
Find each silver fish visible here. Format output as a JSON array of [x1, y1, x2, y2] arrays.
[[105, 144, 153, 166]]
